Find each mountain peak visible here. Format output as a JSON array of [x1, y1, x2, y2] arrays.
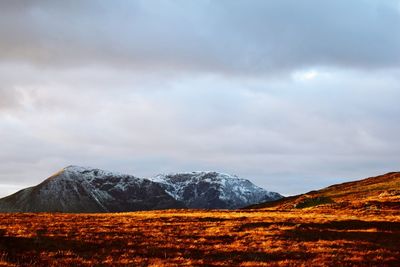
[[0, 167, 282, 212], [152, 171, 241, 182], [58, 166, 127, 181], [63, 165, 93, 172], [0, 166, 181, 212]]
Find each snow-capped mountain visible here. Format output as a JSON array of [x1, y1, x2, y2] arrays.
[[0, 166, 282, 212], [151, 171, 282, 209], [0, 166, 183, 212]]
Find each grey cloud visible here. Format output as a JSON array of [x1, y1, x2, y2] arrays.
[[0, 88, 20, 111], [0, 1, 399, 74]]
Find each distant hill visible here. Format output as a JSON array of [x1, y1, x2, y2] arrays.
[[0, 166, 282, 212], [247, 172, 400, 210]]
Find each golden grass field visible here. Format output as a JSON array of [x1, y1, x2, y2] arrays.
[[0, 172, 399, 266], [0, 207, 398, 266]]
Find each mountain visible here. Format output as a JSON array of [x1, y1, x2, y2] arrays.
[[248, 172, 400, 210], [0, 166, 281, 212], [0, 166, 183, 213], [151, 172, 282, 209]]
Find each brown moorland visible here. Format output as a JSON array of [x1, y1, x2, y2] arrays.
[[0, 172, 399, 266]]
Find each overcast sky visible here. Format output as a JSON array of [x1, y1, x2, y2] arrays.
[[1, 0, 400, 197]]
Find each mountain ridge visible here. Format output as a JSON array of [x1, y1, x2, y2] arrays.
[[151, 171, 282, 209], [0, 166, 282, 212]]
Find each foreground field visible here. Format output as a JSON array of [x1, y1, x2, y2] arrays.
[[0, 206, 399, 266]]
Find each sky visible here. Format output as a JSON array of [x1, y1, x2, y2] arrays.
[[0, 0, 400, 197]]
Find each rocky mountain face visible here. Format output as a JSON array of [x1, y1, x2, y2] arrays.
[[0, 166, 282, 212], [151, 172, 282, 209], [0, 166, 183, 212]]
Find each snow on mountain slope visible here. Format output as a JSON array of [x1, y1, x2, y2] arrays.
[[151, 171, 283, 209], [0, 167, 282, 212], [0, 166, 183, 212]]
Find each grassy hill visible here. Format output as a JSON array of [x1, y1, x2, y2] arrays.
[[248, 172, 400, 210]]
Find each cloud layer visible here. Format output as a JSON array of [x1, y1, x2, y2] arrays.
[[1, 1, 399, 73], [0, 0, 400, 196]]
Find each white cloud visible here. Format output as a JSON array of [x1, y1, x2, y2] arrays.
[[293, 70, 319, 81]]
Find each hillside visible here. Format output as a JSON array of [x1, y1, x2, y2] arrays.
[[248, 172, 400, 210]]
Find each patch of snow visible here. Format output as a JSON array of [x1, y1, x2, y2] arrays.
[[151, 171, 282, 208]]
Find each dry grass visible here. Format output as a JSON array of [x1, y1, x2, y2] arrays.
[[0, 206, 398, 266]]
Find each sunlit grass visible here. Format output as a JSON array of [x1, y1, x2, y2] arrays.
[[0, 206, 398, 266]]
